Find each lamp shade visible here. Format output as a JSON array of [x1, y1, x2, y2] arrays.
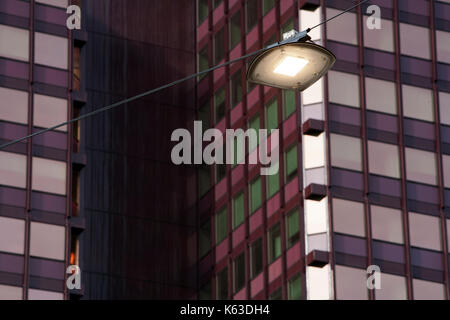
[[246, 42, 336, 91]]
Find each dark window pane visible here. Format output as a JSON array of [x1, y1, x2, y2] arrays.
[[230, 11, 241, 49], [214, 87, 226, 123], [217, 267, 228, 299], [231, 71, 242, 108], [198, 45, 209, 80], [216, 207, 228, 244], [269, 223, 281, 262], [267, 169, 279, 198], [249, 115, 260, 149], [288, 274, 301, 300], [285, 145, 298, 182], [281, 18, 294, 37], [234, 253, 245, 293], [263, 0, 275, 16], [73, 46, 81, 91], [199, 281, 211, 300], [251, 238, 263, 278], [198, 101, 210, 129], [199, 219, 211, 257], [266, 98, 278, 132], [233, 192, 245, 229], [198, 0, 209, 25], [286, 208, 299, 248], [250, 177, 261, 213], [198, 165, 211, 197], [283, 90, 296, 119], [246, 0, 258, 33], [214, 28, 225, 64], [269, 288, 282, 300], [216, 163, 226, 182], [214, 0, 223, 9]]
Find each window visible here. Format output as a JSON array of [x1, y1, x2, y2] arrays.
[[405, 148, 437, 185], [213, 0, 223, 9], [216, 163, 226, 183], [304, 133, 325, 169], [268, 223, 281, 263], [400, 23, 431, 60], [267, 168, 279, 198], [281, 18, 294, 38], [216, 267, 228, 300], [413, 279, 445, 300], [199, 219, 211, 258], [375, 273, 407, 300], [0, 87, 28, 124], [29, 222, 65, 261], [300, 7, 321, 41], [266, 98, 278, 132], [365, 77, 397, 115], [198, 0, 209, 25], [33, 94, 68, 132], [363, 18, 394, 52], [286, 208, 299, 248], [249, 177, 262, 214], [73, 46, 81, 91], [333, 198, 366, 237], [326, 8, 357, 45], [246, 0, 258, 33], [328, 71, 360, 108], [198, 101, 210, 130], [0, 151, 27, 189], [32, 157, 67, 195], [199, 282, 211, 300], [371, 205, 404, 244], [233, 253, 245, 293], [0, 216, 25, 255], [0, 285, 22, 300], [230, 71, 242, 108], [214, 87, 226, 124], [73, 106, 81, 153], [230, 11, 241, 49], [283, 90, 296, 119], [285, 145, 298, 182], [440, 91, 450, 126], [368, 141, 400, 178], [402, 85, 434, 122], [249, 115, 260, 150], [36, 0, 68, 8], [436, 30, 450, 64], [35, 32, 68, 70], [443, 155, 450, 189], [302, 79, 323, 105], [216, 207, 227, 244], [198, 165, 211, 197], [263, 0, 275, 16], [330, 134, 363, 172], [251, 238, 263, 278], [214, 28, 225, 64], [70, 233, 79, 266], [198, 45, 209, 80], [0, 25, 29, 62], [72, 168, 80, 216], [233, 192, 245, 229], [288, 274, 301, 300], [269, 288, 282, 300], [409, 212, 442, 251], [335, 265, 368, 300], [28, 289, 63, 300], [305, 198, 328, 234]]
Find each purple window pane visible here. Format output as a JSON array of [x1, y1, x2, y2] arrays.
[[372, 240, 405, 264]]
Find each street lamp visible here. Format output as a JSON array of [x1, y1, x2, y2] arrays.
[[247, 30, 336, 91]]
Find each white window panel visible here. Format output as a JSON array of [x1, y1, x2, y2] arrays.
[[371, 205, 404, 244], [365, 77, 397, 115], [29, 222, 65, 261], [328, 71, 360, 108], [35, 32, 68, 70], [0, 151, 27, 189], [28, 288, 64, 300], [330, 133, 363, 171], [0, 87, 28, 124], [402, 85, 434, 122], [0, 24, 29, 62], [436, 30, 450, 64], [443, 155, 450, 188], [35, 0, 69, 8], [300, 7, 321, 41], [439, 91, 450, 125], [413, 279, 445, 300], [368, 140, 400, 178], [326, 8, 357, 45], [303, 133, 325, 169], [405, 148, 437, 186], [335, 265, 368, 300], [332, 198, 365, 237], [32, 157, 67, 195], [33, 94, 67, 131], [409, 212, 442, 251], [363, 18, 394, 52], [305, 197, 327, 235], [375, 273, 407, 300], [302, 79, 323, 105], [0, 216, 25, 254], [400, 23, 431, 60], [0, 285, 22, 300]]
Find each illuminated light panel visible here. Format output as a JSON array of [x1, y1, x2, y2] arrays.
[[273, 56, 309, 77]]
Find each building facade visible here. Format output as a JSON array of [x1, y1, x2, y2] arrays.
[[195, 0, 450, 300]]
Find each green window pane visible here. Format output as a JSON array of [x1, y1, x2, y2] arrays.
[[214, 28, 225, 64], [217, 267, 228, 300], [216, 207, 228, 244], [286, 209, 299, 248], [231, 71, 242, 108], [246, 0, 258, 33], [198, 0, 209, 26], [198, 165, 211, 197], [199, 219, 211, 257], [281, 18, 294, 36], [251, 238, 263, 277], [267, 169, 279, 198], [283, 90, 296, 119], [216, 163, 226, 183], [198, 46, 209, 80], [269, 224, 281, 262], [199, 281, 211, 300], [214, 87, 225, 123], [285, 145, 298, 181], [198, 101, 210, 129], [250, 177, 262, 214], [288, 275, 301, 300], [263, 0, 275, 16], [230, 11, 241, 49], [233, 253, 245, 293], [266, 99, 278, 133], [233, 192, 245, 229], [249, 115, 260, 150], [214, 0, 223, 9]]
